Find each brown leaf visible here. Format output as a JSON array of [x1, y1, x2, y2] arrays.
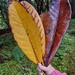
[[40, 0, 61, 66], [21, 1, 46, 56], [40, 12, 55, 65], [47, 0, 72, 66]]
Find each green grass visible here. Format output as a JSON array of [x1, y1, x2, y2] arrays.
[[52, 33, 75, 75], [52, 19, 75, 75], [0, 19, 75, 75], [0, 33, 37, 75]]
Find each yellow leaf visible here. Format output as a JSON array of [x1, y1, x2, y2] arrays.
[[21, 1, 45, 56], [8, 1, 45, 64]]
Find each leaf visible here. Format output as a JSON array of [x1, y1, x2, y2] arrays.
[[20, 1, 45, 56], [8, 0, 45, 64], [40, 12, 55, 65], [40, 0, 71, 66], [47, 0, 71, 65], [40, 0, 60, 66], [12, 46, 24, 61]]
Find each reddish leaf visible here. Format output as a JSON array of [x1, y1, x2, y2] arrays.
[[40, 0, 71, 66]]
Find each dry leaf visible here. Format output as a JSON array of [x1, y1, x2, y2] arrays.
[[40, 0, 71, 66], [47, 0, 72, 65], [40, 0, 60, 66], [40, 12, 55, 65], [8, 0, 45, 64], [21, 1, 45, 56]]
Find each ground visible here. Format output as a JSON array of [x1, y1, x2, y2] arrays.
[[0, 19, 75, 75]]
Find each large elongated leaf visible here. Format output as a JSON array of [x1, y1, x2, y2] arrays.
[[21, 1, 45, 56], [47, 0, 72, 65], [40, 0, 61, 66], [40, 0, 71, 66], [8, 0, 45, 64], [40, 12, 55, 65]]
